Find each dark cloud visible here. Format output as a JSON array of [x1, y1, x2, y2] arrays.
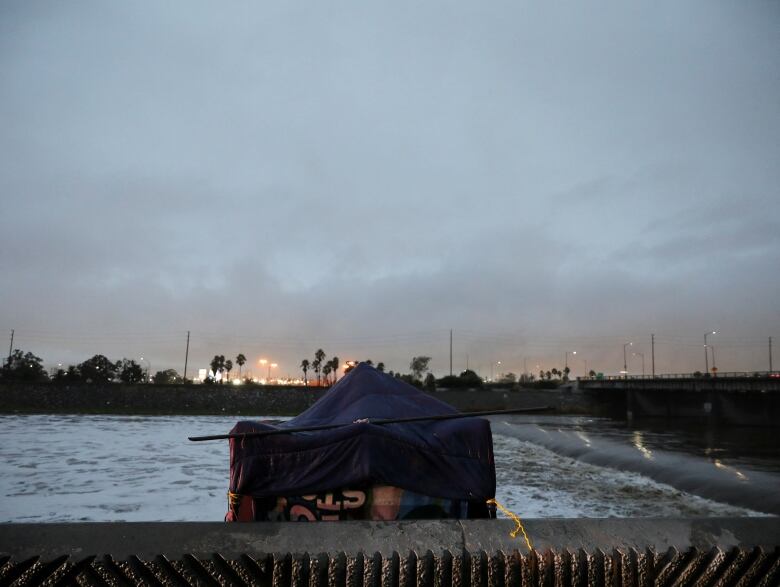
[[1, 0, 778, 378]]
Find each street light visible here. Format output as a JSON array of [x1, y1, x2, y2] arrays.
[[565, 351, 576, 374], [704, 331, 716, 374], [622, 343, 632, 377], [633, 352, 645, 377], [140, 356, 152, 382], [258, 359, 267, 382], [490, 361, 501, 381]]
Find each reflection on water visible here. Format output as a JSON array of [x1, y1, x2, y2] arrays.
[[0, 414, 776, 522], [632, 431, 654, 460]]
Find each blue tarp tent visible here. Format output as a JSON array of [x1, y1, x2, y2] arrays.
[[228, 363, 496, 508]]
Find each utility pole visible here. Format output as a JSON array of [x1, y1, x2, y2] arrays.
[[184, 331, 190, 381], [449, 329, 453, 376], [623, 342, 632, 378], [7, 329, 14, 366], [651, 333, 655, 377], [770, 336, 773, 372]]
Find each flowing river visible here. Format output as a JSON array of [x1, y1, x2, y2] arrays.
[[1, 414, 777, 522]]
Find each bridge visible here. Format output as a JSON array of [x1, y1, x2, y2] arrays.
[[577, 373, 780, 426]]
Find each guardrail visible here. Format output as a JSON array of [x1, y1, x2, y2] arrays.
[[579, 371, 780, 381]]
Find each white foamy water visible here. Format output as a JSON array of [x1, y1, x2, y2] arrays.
[[0, 414, 771, 522], [493, 435, 762, 518]]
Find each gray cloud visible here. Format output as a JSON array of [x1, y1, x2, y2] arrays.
[[1, 0, 778, 378]]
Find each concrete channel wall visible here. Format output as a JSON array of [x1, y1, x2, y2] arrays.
[[0, 383, 586, 416], [1, 519, 778, 585]]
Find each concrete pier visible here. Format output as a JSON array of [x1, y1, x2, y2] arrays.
[[2, 519, 778, 585]]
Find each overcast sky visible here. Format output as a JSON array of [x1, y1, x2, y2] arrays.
[[1, 1, 778, 379]]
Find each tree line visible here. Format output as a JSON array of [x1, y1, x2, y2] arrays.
[[2, 347, 592, 389], [0, 349, 181, 384], [298, 353, 442, 388]]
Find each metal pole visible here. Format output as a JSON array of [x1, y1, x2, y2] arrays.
[[710, 345, 716, 375], [651, 333, 655, 377], [623, 342, 631, 377], [184, 331, 190, 381], [449, 329, 453, 376], [189, 406, 556, 442], [770, 337, 773, 372], [623, 344, 627, 377], [7, 329, 13, 366], [704, 333, 709, 374]]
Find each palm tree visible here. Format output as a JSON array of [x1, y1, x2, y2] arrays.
[[376, 362, 385, 372], [236, 353, 246, 377], [300, 359, 310, 385], [209, 354, 226, 383], [330, 356, 339, 383], [313, 349, 326, 385], [322, 364, 332, 385], [225, 359, 233, 382]]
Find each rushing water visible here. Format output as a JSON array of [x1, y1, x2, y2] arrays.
[[0, 414, 776, 522]]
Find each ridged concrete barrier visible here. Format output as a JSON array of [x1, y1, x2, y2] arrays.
[[1, 519, 778, 586]]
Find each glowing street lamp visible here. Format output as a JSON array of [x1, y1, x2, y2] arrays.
[[704, 331, 716, 374], [490, 361, 501, 381], [565, 351, 576, 372], [269, 362, 277, 381], [140, 356, 152, 382]]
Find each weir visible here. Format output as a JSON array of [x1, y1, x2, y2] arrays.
[[1, 519, 779, 585]]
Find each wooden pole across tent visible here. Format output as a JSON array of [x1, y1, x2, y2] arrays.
[[188, 406, 554, 442]]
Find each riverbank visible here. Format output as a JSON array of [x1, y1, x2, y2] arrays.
[[0, 383, 597, 416]]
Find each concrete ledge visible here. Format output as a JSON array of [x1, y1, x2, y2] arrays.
[[2, 519, 778, 559], [2, 520, 779, 586]]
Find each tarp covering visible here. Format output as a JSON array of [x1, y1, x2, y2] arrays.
[[228, 363, 496, 501]]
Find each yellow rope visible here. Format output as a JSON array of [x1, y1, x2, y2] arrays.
[[486, 498, 533, 551], [227, 490, 242, 508]]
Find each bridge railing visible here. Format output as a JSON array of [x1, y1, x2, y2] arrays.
[[578, 371, 780, 382]]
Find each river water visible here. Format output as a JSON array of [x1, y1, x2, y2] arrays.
[[1, 414, 777, 522]]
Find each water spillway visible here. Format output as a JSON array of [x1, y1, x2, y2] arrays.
[[1, 519, 779, 585], [492, 418, 780, 516]]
